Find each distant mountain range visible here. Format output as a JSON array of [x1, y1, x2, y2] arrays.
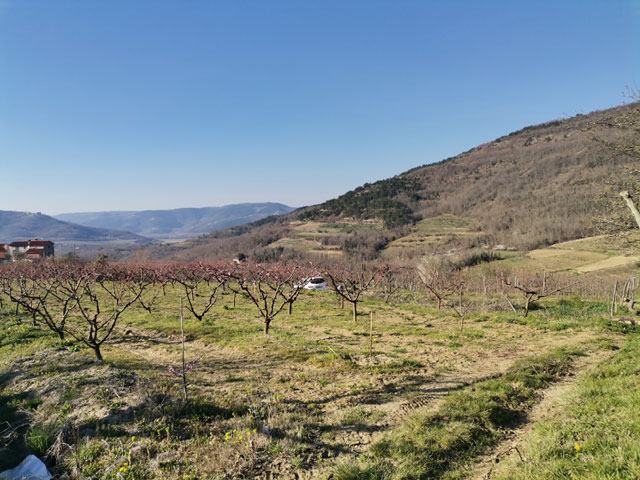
[[0, 211, 147, 243], [55, 203, 294, 240]]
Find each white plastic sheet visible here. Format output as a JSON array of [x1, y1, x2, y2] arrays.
[[0, 455, 52, 480]]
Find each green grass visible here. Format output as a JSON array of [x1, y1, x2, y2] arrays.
[[25, 421, 61, 457], [0, 288, 627, 478], [0, 315, 59, 364], [333, 347, 583, 480], [493, 334, 640, 480]]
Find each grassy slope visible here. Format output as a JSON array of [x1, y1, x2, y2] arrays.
[[383, 214, 482, 258], [498, 231, 640, 275], [332, 332, 640, 480], [492, 334, 640, 480], [0, 289, 626, 478], [333, 347, 585, 480]]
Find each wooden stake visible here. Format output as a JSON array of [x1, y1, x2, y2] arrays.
[[180, 298, 188, 403], [369, 311, 374, 362], [482, 274, 487, 312]]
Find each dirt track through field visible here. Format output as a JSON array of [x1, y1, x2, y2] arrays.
[[469, 346, 617, 480]]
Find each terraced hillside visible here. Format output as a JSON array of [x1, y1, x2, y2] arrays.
[[500, 232, 640, 275], [383, 215, 484, 259], [133, 101, 640, 262]]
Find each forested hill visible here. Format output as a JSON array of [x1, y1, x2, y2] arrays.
[[133, 101, 640, 261]]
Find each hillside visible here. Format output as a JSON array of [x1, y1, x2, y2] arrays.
[[55, 203, 294, 240], [0, 210, 147, 243], [133, 102, 640, 261]]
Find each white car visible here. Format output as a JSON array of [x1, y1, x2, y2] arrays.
[[299, 276, 328, 291]]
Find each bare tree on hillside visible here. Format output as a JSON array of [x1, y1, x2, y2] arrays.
[[65, 263, 150, 362], [416, 257, 464, 313], [169, 263, 230, 322], [416, 257, 469, 330], [326, 264, 381, 322], [498, 271, 574, 317], [230, 262, 308, 335]]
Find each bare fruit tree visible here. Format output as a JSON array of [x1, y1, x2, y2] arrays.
[[416, 257, 464, 313], [65, 263, 151, 361], [378, 263, 403, 304], [326, 263, 381, 322], [169, 262, 230, 322], [134, 263, 171, 314], [416, 257, 468, 330], [499, 271, 574, 317], [231, 262, 308, 335]]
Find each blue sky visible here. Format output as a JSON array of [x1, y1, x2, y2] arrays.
[[1, 1, 638, 214]]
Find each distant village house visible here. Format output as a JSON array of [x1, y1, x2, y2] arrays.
[[0, 239, 55, 263]]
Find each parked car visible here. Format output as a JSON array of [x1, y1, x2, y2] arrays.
[[297, 276, 328, 291]]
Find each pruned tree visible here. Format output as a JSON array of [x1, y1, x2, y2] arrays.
[[326, 263, 381, 322], [64, 262, 150, 361], [169, 262, 230, 322], [499, 271, 574, 317], [416, 257, 464, 313], [0, 263, 43, 326], [27, 262, 83, 341], [378, 263, 404, 304], [230, 262, 307, 335], [133, 263, 170, 314], [416, 257, 468, 330]]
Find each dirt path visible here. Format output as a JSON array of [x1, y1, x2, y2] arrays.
[[469, 347, 617, 480]]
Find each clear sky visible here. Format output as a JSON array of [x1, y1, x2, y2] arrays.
[[1, 1, 638, 215]]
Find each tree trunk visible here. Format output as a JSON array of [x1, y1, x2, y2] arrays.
[[626, 297, 638, 315], [93, 345, 104, 362], [288, 301, 293, 315], [352, 301, 358, 322], [264, 318, 271, 335], [523, 296, 532, 317], [620, 191, 640, 229]]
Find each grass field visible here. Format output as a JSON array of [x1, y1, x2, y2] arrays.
[[1, 281, 639, 479], [491, 233, 640, 277]]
